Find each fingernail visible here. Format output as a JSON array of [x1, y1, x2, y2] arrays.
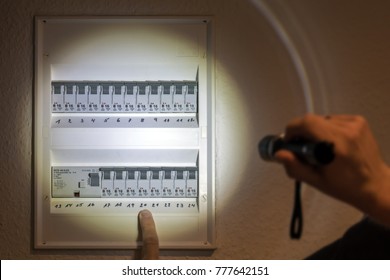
[[139, 210, 151, 218]]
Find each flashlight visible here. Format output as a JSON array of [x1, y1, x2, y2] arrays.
[[259, 135, 335, 166]]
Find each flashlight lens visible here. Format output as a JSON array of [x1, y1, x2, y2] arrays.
[[258, 135, 280, 161]]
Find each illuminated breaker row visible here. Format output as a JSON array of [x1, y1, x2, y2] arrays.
[[52, 167, 198, 199], [51, 80, 198, 113]]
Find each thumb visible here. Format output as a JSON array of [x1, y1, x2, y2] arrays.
[[274, 150, 319, 185]]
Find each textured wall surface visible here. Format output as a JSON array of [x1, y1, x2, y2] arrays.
[[2, 0, 390, 259]]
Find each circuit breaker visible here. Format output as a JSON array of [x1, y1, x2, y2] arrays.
[[34, 17, 215, 249]]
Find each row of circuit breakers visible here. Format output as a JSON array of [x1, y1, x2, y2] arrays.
[[52, 167, 198, 199], [51, 80, 198, 113], [51, 81, 200, 199]]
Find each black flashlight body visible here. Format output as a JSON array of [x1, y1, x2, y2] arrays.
[[259, 135, 335, 166]]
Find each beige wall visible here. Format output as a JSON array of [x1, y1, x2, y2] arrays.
[[2, 0, 390, 259]]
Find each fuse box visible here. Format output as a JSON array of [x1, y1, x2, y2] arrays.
[[34, 17, 215, 249]]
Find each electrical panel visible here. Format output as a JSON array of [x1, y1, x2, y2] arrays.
[[34, 17, 215, 249]]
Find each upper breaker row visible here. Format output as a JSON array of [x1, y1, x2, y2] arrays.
[[51, 80, 198, 113]]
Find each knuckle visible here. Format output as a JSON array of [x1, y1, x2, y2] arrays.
[[302, 113, 320, 128], [347, 115, 368, 139], [355, 115, 368, 130]]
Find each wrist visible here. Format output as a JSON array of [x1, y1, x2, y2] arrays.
[[364, 165, 390, 228]]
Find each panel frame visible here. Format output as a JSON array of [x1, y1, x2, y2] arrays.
[[34, 16, 215, 250]]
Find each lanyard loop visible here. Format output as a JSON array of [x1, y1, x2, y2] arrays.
[[290, 180, 303, 239]]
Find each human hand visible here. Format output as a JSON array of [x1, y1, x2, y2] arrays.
[[274, 114, 390, 225]]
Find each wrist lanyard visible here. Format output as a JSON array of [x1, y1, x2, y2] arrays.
[[290, 180, 303, 239]]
